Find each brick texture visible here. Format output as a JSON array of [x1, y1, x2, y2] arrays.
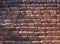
[[0, 0, 60, 44]]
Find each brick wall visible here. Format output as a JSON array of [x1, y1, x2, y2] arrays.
[[0, 0, 60, 44]]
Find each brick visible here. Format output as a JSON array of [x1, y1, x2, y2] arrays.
[[26, 10, 32, 15], [10, 31, 19, 36], [50, 19, 57, 23], [0, 41, 3, 44], [33, 11, 40, 15], [4, 19, 11, 23], [4, 41, 15, 44], [52, 42, 60, 44], [42, 42, 52, 44], [4, 23, 13, 27], [32, 41, 40, 44], [29, 36, 39, 41], [0, 36, 4, 41], [57, 15, 60, 19], [0, 31, 8, 36], [50, 10, 56, 16], [53, 31, 60, 36], [10, 7, 20, 11], [43, 15, 51, 19]]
